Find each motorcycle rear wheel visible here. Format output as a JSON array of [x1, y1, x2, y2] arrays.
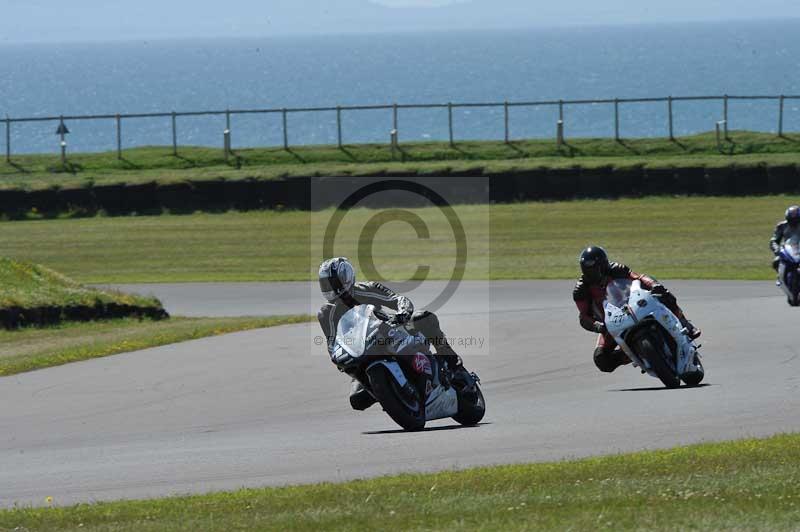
[[366, 364, 426, 431], [639, 333, 681, 389], [452, 385, 486, 426]]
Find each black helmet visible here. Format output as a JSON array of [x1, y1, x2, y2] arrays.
[[786, 205, 800, 226], [580, 246, 610, 284]]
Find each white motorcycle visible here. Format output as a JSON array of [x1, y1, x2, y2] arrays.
[[603, 279, 705, 388], [332, 304, 485, 431]]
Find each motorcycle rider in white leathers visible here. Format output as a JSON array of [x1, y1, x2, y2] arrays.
[[317, 257, 467, 411]]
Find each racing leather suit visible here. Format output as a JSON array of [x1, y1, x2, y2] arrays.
[[771, 221, 800, 270], [573, 262, 690, 373], [317, 281, 459, 364]]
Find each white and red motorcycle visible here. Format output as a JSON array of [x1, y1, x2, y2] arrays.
[[332, 304, 485, 431], [604, 279, 705, 388]]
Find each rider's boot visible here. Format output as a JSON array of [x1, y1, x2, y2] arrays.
[[594, 347, 631, 373], [349, 379, 376, 411], [436, 343, 473, 387], [679, 316, 702, 340], [435, 342, 461, 369]]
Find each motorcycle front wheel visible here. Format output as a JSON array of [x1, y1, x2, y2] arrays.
[[638, 333, 681, 389], [682, 355, 705, 387], [366, 364, 426, 431], [788, 271, 800, 306]]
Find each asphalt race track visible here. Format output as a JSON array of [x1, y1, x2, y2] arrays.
[[2, 281, 799, 507]]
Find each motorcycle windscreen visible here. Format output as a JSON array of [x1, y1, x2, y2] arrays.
[[605, 278, 632, 309], [784, 236, 800, 262], [335, 305, 381, 359]]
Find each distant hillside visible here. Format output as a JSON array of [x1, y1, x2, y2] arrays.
[[2, 0, 799, 42]]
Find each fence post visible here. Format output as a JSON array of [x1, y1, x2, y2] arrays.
[[282, 108, 289, 150], [723, 95, 729, 139], [59, 115, 67, 164], [171, 112, 177, 156], [448, 102, 454, 147], [558, 99, 564, 122], [4, 116, 9, 162], [557, 120, 564, 148], [504, 101, 510, 144], [779, 95, 785, 137], [337, 106, 342, 148], [115, 114, 122, 159], [224, 129, 231, 162], [614, 98, 620, 141], [668, 96, 674, 140], [225, 109, 232, 157], [393, 103, 399, 143]]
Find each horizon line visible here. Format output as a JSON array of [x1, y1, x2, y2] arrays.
[[1, 16, 798, 46]]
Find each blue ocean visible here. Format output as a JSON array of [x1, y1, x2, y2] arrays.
[[1, 19, 799, 154]]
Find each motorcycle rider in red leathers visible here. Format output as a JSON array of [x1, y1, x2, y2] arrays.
[[573, 246, 701, 373]]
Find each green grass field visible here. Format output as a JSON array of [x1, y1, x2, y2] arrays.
[[0, 195, 792, 283], [2, 433, 797, 531], [1, 131, 799, 189], [0, 315, 312, 376], [0, 257, 162, 311]]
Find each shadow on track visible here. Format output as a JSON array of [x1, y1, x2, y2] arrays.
[[611, 383, 714, 392], [362, 422, 491, 435]]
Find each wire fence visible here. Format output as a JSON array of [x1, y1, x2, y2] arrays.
[[4, 94, 800, 162]]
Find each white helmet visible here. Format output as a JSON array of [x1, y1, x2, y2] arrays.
[[319, 257, 356, 302]]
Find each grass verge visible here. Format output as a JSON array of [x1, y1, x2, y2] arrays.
[[1, 131, 799, 189], [0, 315, 312, 376], [0, 258, 165, 327], [0, 195, 794, 283], [1, 433, 798, 530]]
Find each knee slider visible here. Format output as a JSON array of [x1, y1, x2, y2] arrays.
[[350, 390, 375, 411], [593, 347, 618, 373]]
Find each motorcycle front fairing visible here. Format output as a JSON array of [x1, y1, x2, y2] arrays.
[[604, 280, 701, 379], [333, 305, 458, 421], [603, 281, 648, 374], [332, 304, 384, 366]]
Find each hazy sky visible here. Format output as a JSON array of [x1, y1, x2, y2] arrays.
[[374, 0, 462, 6], [1, 0, 798, 43]]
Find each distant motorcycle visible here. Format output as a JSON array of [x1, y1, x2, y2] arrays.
[[776, 236, 800, 307], [603, 279, 705, 388], [331, 304, 485, 431]]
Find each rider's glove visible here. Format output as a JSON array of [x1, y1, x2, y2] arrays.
[[650, 284, 668, 297], [593, 321, 607, 334], [391, 310, 413, 326]]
